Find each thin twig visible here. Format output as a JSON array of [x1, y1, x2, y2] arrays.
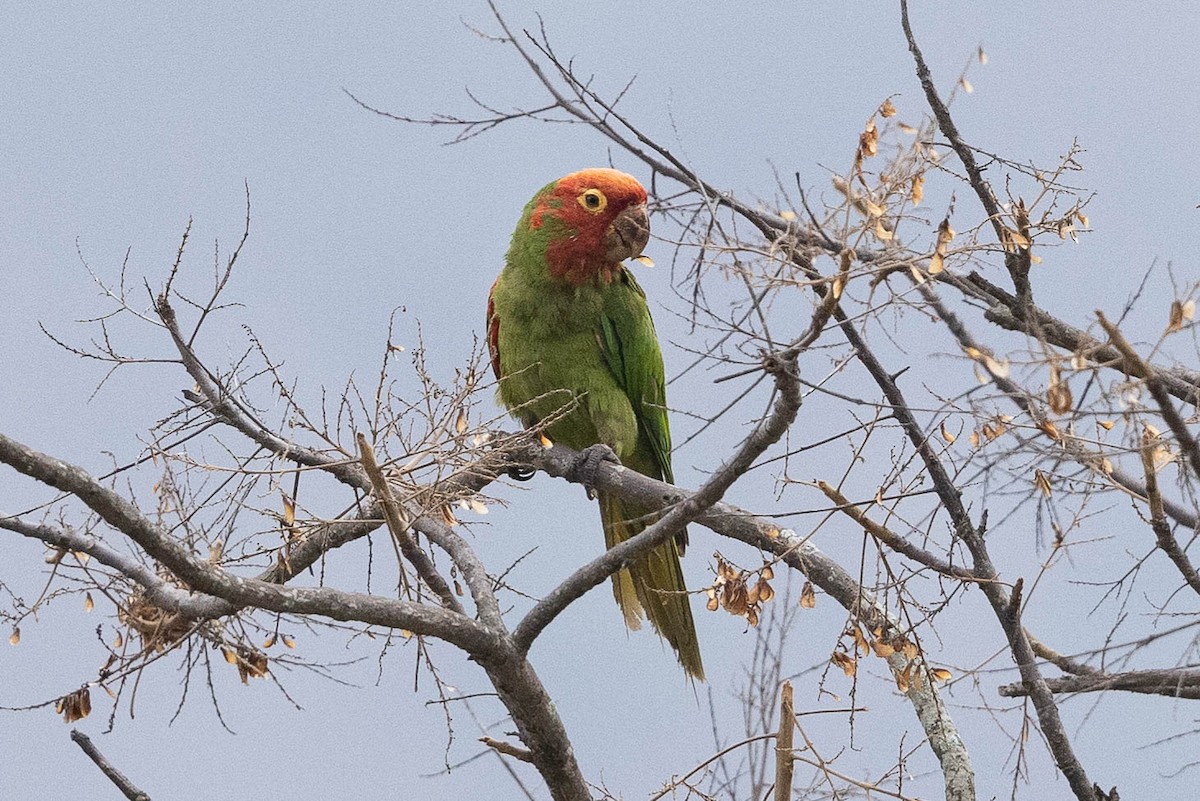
[[480, 736, 535, 763]]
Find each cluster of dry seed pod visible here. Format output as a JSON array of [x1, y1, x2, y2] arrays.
[[705, 556, 776, 627]]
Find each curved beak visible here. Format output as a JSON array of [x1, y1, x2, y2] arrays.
[[603, 203, 650, 263]]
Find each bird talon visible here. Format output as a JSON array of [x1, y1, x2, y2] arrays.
[[570, 443, 620, 490], [507, 465, 537, 482]]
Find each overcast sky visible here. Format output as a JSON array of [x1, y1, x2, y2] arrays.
[[3, 3, 1199, 799]]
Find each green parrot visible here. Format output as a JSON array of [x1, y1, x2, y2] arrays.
[[487, 167, 704, 680]]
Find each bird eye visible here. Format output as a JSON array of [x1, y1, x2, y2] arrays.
[[578, 189, 607, 213]]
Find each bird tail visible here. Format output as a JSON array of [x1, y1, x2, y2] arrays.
[[598, 491, 704, 680]]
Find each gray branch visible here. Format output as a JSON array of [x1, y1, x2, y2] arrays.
[[1000, 667, 1200, 700], [71, 730, 151, 801]]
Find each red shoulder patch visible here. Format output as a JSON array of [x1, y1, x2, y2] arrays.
[[486, 277, 502, 380]]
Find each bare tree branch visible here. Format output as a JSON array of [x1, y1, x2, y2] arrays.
[[1000, 667, 1200, 700], [71, 730, 151, 801]]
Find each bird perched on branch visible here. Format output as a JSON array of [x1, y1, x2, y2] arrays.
[[486, 168, 703, 679]]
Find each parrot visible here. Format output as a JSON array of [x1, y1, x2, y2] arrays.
[[486, 167, 704, 680]]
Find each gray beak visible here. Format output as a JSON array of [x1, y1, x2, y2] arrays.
[[603, 203, 650, 263]]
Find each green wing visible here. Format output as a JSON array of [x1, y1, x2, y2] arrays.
[[597, 267, 673, 485], [596, 266, 701, 677]]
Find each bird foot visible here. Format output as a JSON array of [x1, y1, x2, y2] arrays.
[[506, 465, 537, 482], [569, 444, 620, 499]]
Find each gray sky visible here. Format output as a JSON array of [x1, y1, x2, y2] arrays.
[[3, 2, 1199, 798]]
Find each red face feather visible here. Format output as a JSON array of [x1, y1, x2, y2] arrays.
[[491, 169, 650, 380], [531, 168, 650, 286]]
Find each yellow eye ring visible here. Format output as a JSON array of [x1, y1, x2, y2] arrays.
[[577, 188, 607, 213]]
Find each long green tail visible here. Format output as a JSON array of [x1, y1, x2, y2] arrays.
[[598, 491, 704, 680]]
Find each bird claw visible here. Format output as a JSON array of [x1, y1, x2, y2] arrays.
[[569, 444, 620, 498], [507, 465, 537, 482]]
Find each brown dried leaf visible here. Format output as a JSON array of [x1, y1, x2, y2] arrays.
[[455, 409, 468, 434], [831, 650, 857, 677], [940, 420, 956, 444], [1098, 419, 1116, 431], [800, 581, 816, 609], [896, 664, 911, 693], [931, 667, 953, 682], [959, 76, 973, 94], [911, 174, 924, 205], [8, 628, 19, 646], [1143, 423, 1177, 472], [873, 638, 895, 658], [1038, 419, 1062, 441], [58, 688, 92, 723], [1002, 226, 1030, 252], [84, 593, 94, 613], [853, 627, 869, 656], [880, 98, 897, 118], [745, 581, 760, 606], [755, 579, 775, 604], [1168, 300, 1186, 334], [1034, 469, 1052, 498], [1047, 364, 1073, 414], [281, 491, 296, 528], [236, 650, 269, 684], [723, 582, 749, 616], [936, 217, 955, 247], [859, 117, 879, 158]]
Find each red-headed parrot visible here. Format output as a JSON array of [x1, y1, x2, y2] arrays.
[[487, 168, 703, 679]]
